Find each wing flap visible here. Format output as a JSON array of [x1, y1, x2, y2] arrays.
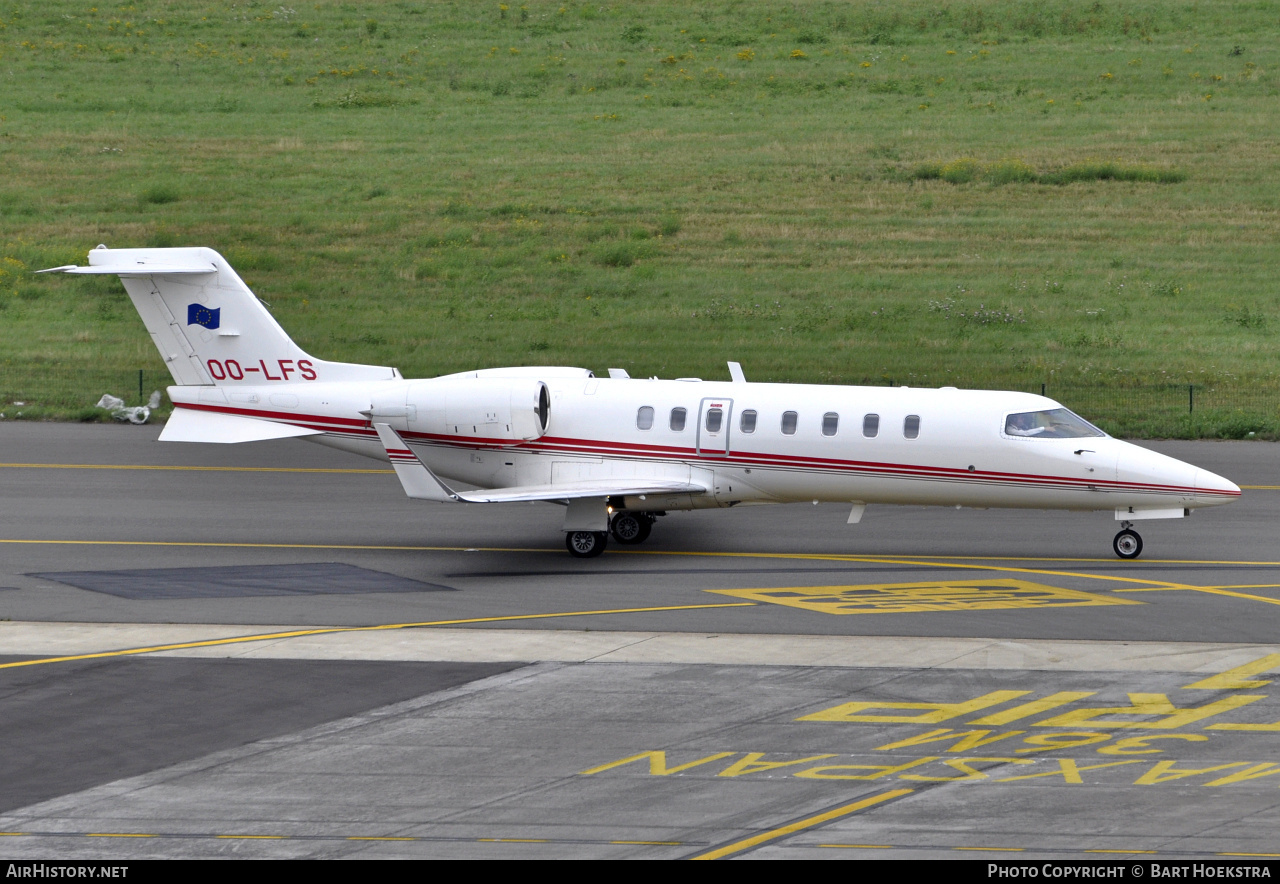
[[160, 406, 324, 443], [457, 479, 704, 504]]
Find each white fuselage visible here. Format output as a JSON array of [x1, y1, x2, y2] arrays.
[[167, 372, 1241, 515]]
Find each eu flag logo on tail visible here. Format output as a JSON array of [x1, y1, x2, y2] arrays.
[[187, 304, 220, 330]]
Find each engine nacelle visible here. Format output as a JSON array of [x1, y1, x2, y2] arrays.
[[384, 377, 550, 442]]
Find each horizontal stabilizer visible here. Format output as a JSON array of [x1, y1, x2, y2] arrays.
[[159, 406, 324, 443], [40, 263, 217, 276]]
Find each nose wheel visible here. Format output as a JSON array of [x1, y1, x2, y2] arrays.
[[1113, 524, 1143, 560]]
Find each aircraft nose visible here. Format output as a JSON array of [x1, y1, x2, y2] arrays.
[[1195, 467, 1242, 504]]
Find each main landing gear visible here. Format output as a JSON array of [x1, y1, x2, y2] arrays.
[[566, 531, 609, 558], [609, 511, 655, 545], [565, 512, 661, 558], [1113, 521, 1143, 560]]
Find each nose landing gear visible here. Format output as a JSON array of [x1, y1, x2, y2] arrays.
[[1113, 521, 1143, 559]]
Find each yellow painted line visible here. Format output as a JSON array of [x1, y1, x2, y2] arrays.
[[689, 789, 913, 861], [955, 846, 1025, 852], [1086, 849, 1158, 854], [1219, 852, 1280, 858], [625, 549, 1280, 567], [0, 833, 28, 837], [1241, 485, 1280, 490], [0, 602, 756, 671], [1112, 586, 1280, 607], [0, 539, 552, 553], [1204, 584, 1280, 590], [0, 462, 392, 474], [87, 833, 154, 838]]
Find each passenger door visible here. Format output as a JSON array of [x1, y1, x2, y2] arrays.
[[696, 398, 733, 458]]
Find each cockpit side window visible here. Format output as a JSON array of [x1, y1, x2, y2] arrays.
[[1004, 408, 1105, 439]]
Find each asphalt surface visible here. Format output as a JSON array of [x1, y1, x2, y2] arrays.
[[1, 422, 1278, 859]]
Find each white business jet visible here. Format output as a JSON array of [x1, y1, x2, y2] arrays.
[[45, 246, 1240, 559]]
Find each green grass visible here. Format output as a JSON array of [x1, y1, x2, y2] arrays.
[[1, 0, 1280, 437]]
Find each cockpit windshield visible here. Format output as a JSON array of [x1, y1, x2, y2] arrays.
[[1004, 408, 1105, 439]]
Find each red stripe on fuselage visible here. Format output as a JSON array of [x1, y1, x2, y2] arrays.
[[170, 403, 1236, 498]]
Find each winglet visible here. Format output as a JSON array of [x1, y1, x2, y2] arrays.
[[728, 361, 746, 384], [373, 423, 461, 503]]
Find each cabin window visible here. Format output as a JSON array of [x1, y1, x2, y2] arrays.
[[740, 410, 758, 433], [1004, 408, 1105, 439], [781, 411, 798, 435], [636, 406, 654, 430], [705, 407, 723, 433], [670, 407, 687, 431], [904, 414, 921, 439], [822, 412, 839, 436], [863, 414, 879, 438]]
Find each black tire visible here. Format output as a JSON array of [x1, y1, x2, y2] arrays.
[[1113, 528, 1143, 560], [610, 512, 652, 545], [566, 530, 608, 558]]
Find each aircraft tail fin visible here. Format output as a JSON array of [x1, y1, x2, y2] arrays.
[[43, 246, 399, 387]]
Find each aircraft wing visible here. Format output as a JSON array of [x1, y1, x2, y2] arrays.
[[373, 423, 706, 504]]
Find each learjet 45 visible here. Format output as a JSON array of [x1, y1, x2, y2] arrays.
[[44, 246, 1240, 558]]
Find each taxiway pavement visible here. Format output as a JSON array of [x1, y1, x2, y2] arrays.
[[1, 423, 1278, 859]]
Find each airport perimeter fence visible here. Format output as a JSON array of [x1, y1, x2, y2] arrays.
[[0, 365, 1278, 437], [0, 365, 163, 417]]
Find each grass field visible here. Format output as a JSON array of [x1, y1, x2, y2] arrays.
[[1, 0, 1279, 436]]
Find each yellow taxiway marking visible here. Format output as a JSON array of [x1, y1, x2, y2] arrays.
[[0, 462, 392, 474], [1111, 585, 1280, 607], [1219, 852, 1280, 858], [0, 603, 756, 671], [710, 579, 1141, 615], [1241, 485, 1280, 490], [0, 539, 554, 553], [689, 789, 913, 861]]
